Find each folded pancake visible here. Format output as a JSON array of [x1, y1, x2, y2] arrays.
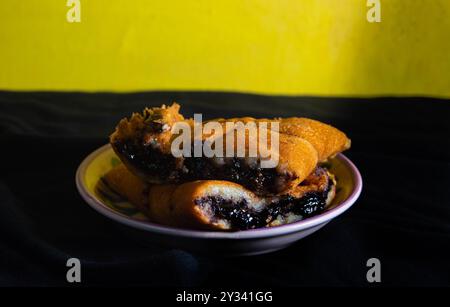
[[99, 164, 336, 231], [110, 103, 320, 195], [100, 163, 150, 214], [110, 103, 349, 195], [211, 117, 350, 162]]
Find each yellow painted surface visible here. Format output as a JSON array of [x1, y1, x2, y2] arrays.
[[0, 0, 449, 97]]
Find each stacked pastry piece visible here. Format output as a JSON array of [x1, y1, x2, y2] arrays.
[[101, 103, 350, 231]]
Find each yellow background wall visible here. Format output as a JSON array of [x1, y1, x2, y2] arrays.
[[0, 0, 449, 97]]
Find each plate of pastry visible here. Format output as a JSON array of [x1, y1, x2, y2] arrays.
[[76, 104, 362, 256]]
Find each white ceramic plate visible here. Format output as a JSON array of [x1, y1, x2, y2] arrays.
[[76, 144, 362, 256]]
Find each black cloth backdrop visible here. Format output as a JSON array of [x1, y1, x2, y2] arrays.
[[0, 91, 449, 286]]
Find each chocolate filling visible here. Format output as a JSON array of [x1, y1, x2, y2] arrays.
[[196, 197, 266, 230], [195, 182, 332, 230], [114, 139, 180, 181], [114, 139, 293, 194], [182, 156, 290, 195]]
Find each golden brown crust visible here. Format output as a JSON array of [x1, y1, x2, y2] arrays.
[[147, 184, 178, 225], [110, 103, 186, 155], [168, 180, 262, 230], [109, 103, 189, 184], [213, 117, 350, 162], [147, 181, 220, 230], [278, 117, 350, 162], [101, 163, 149, 214], [285, 166, 335, 198], [276, 134, 318, 190]]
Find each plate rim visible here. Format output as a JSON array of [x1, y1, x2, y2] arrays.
[[76, 144, 363, 239]]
